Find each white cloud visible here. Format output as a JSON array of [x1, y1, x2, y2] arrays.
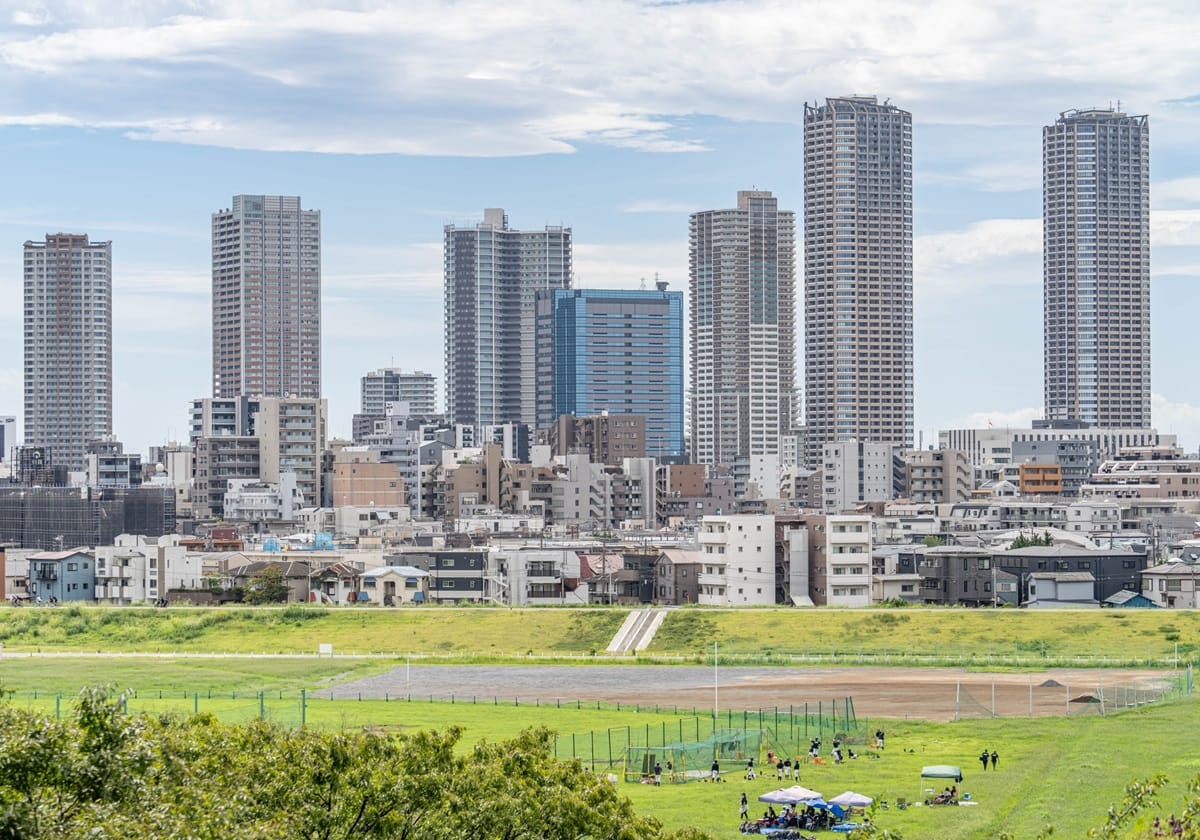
[[916, 218, 1041, 294], [1152, 394, 1200, 453], [925, 160, 1041, 193], [1152, 177, 1200, 210], [1153, 210, 1200, 247], [1, 0, 1197, 156]]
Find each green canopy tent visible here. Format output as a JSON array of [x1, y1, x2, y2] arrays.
[[920, 765, 963, 802]]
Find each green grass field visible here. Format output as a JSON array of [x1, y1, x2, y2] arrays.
[[620, 699, 1200, 838], [0, 654, 385, 694], [2, 654, 1196, 838], [2, 604, 1199, 666]]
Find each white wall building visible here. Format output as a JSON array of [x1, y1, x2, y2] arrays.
[[822, 441, 899, 513], [697, 514, 775, 605], [491, 547, 589, 606], [222, 473, 302, 521], [94, 535, 204, 604]]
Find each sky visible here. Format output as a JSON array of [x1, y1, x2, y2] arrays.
[[1, 0, 1199, 457]]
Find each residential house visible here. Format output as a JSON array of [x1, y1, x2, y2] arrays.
[[1140, 559, 1200, 609], [1024, 572, 1098, 608], [27, 549, 94, 602], [358, 565, 429, 606], [653, 548, 701, 605]]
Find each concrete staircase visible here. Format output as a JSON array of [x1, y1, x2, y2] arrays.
[[606, 608, 668, 654]]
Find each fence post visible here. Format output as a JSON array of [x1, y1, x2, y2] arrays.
[[194, 692, 199, 716], [301, 689, 306, 727], [55, 694, 61, 720], [259, 691, 265, 720]]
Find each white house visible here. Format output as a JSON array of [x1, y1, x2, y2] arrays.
[[1140, 559, 1200, 609], [358, 565, 430, 606]]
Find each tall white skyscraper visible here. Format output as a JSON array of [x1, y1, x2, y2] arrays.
[[444, 208, 571, 427], [689, 190, 796, 467], [803, 95, 914, 466], [212, 195, 321, 400], [23, 234, 112, 470], [1043, 108, 1150, 428]]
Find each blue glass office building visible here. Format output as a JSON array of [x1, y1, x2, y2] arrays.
[[535, 285, 684, 460]]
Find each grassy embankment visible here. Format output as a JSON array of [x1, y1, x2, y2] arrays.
[[1, 604, 1199, 665]]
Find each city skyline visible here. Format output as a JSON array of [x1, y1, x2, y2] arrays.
[[1, 1, 1199, 454]]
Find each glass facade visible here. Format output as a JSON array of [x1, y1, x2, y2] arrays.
[[536, 287, 684, 459]]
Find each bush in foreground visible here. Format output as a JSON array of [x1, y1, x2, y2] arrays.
[[0, 686, 708, 839]]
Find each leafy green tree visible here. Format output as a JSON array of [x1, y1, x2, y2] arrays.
[[921, 535, 944, 547], [242, 565, 290, 604], [0, 688, 711, 839]]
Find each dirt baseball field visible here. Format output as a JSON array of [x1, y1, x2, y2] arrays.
[[333, 664, 1177, 721]]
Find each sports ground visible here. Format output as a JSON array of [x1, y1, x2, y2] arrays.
[[1, 606, 1197, 838], [331, 662, 1177, 720]]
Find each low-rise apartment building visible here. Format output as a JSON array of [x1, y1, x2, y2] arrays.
[[696, 515, 775, 605]]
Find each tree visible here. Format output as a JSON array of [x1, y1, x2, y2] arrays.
[[242, 565, 290, 604], [0, 688, 712, 839], [921, 535, 944, 547]]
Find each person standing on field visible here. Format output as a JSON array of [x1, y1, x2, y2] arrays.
[[979, 750, 989, 771], [990, 750, 998, 770], [740, 792, 749, 819]]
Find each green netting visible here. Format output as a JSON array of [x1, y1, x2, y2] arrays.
[[624, 728, 764, 783]]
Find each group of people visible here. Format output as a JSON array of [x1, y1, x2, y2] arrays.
[[928, 785, 959, 806], [979, 749, 999, 771], [11, 595, 58, 606], [737, 798, 842, 835], [748, 751, 802, 781]]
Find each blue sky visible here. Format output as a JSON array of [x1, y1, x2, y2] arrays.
[[1, 0, 1199, 455]]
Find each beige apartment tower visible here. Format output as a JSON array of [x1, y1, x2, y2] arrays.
[[212, 195, 321, 400], [23, 233, 113, 470], [689, 190, 796, 467], [803, 96, 914, 466]]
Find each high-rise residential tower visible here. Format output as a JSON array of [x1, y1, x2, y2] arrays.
[[535, 283, 685, 460], [211, 195, 321, 400], [444, 208, 571, 427], [689, 190, 796, 467], [803, 95, 914, 466], [23, 234, 112, 470], [360, 368, 437, 416], [1043, 108, 1150, 428]]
